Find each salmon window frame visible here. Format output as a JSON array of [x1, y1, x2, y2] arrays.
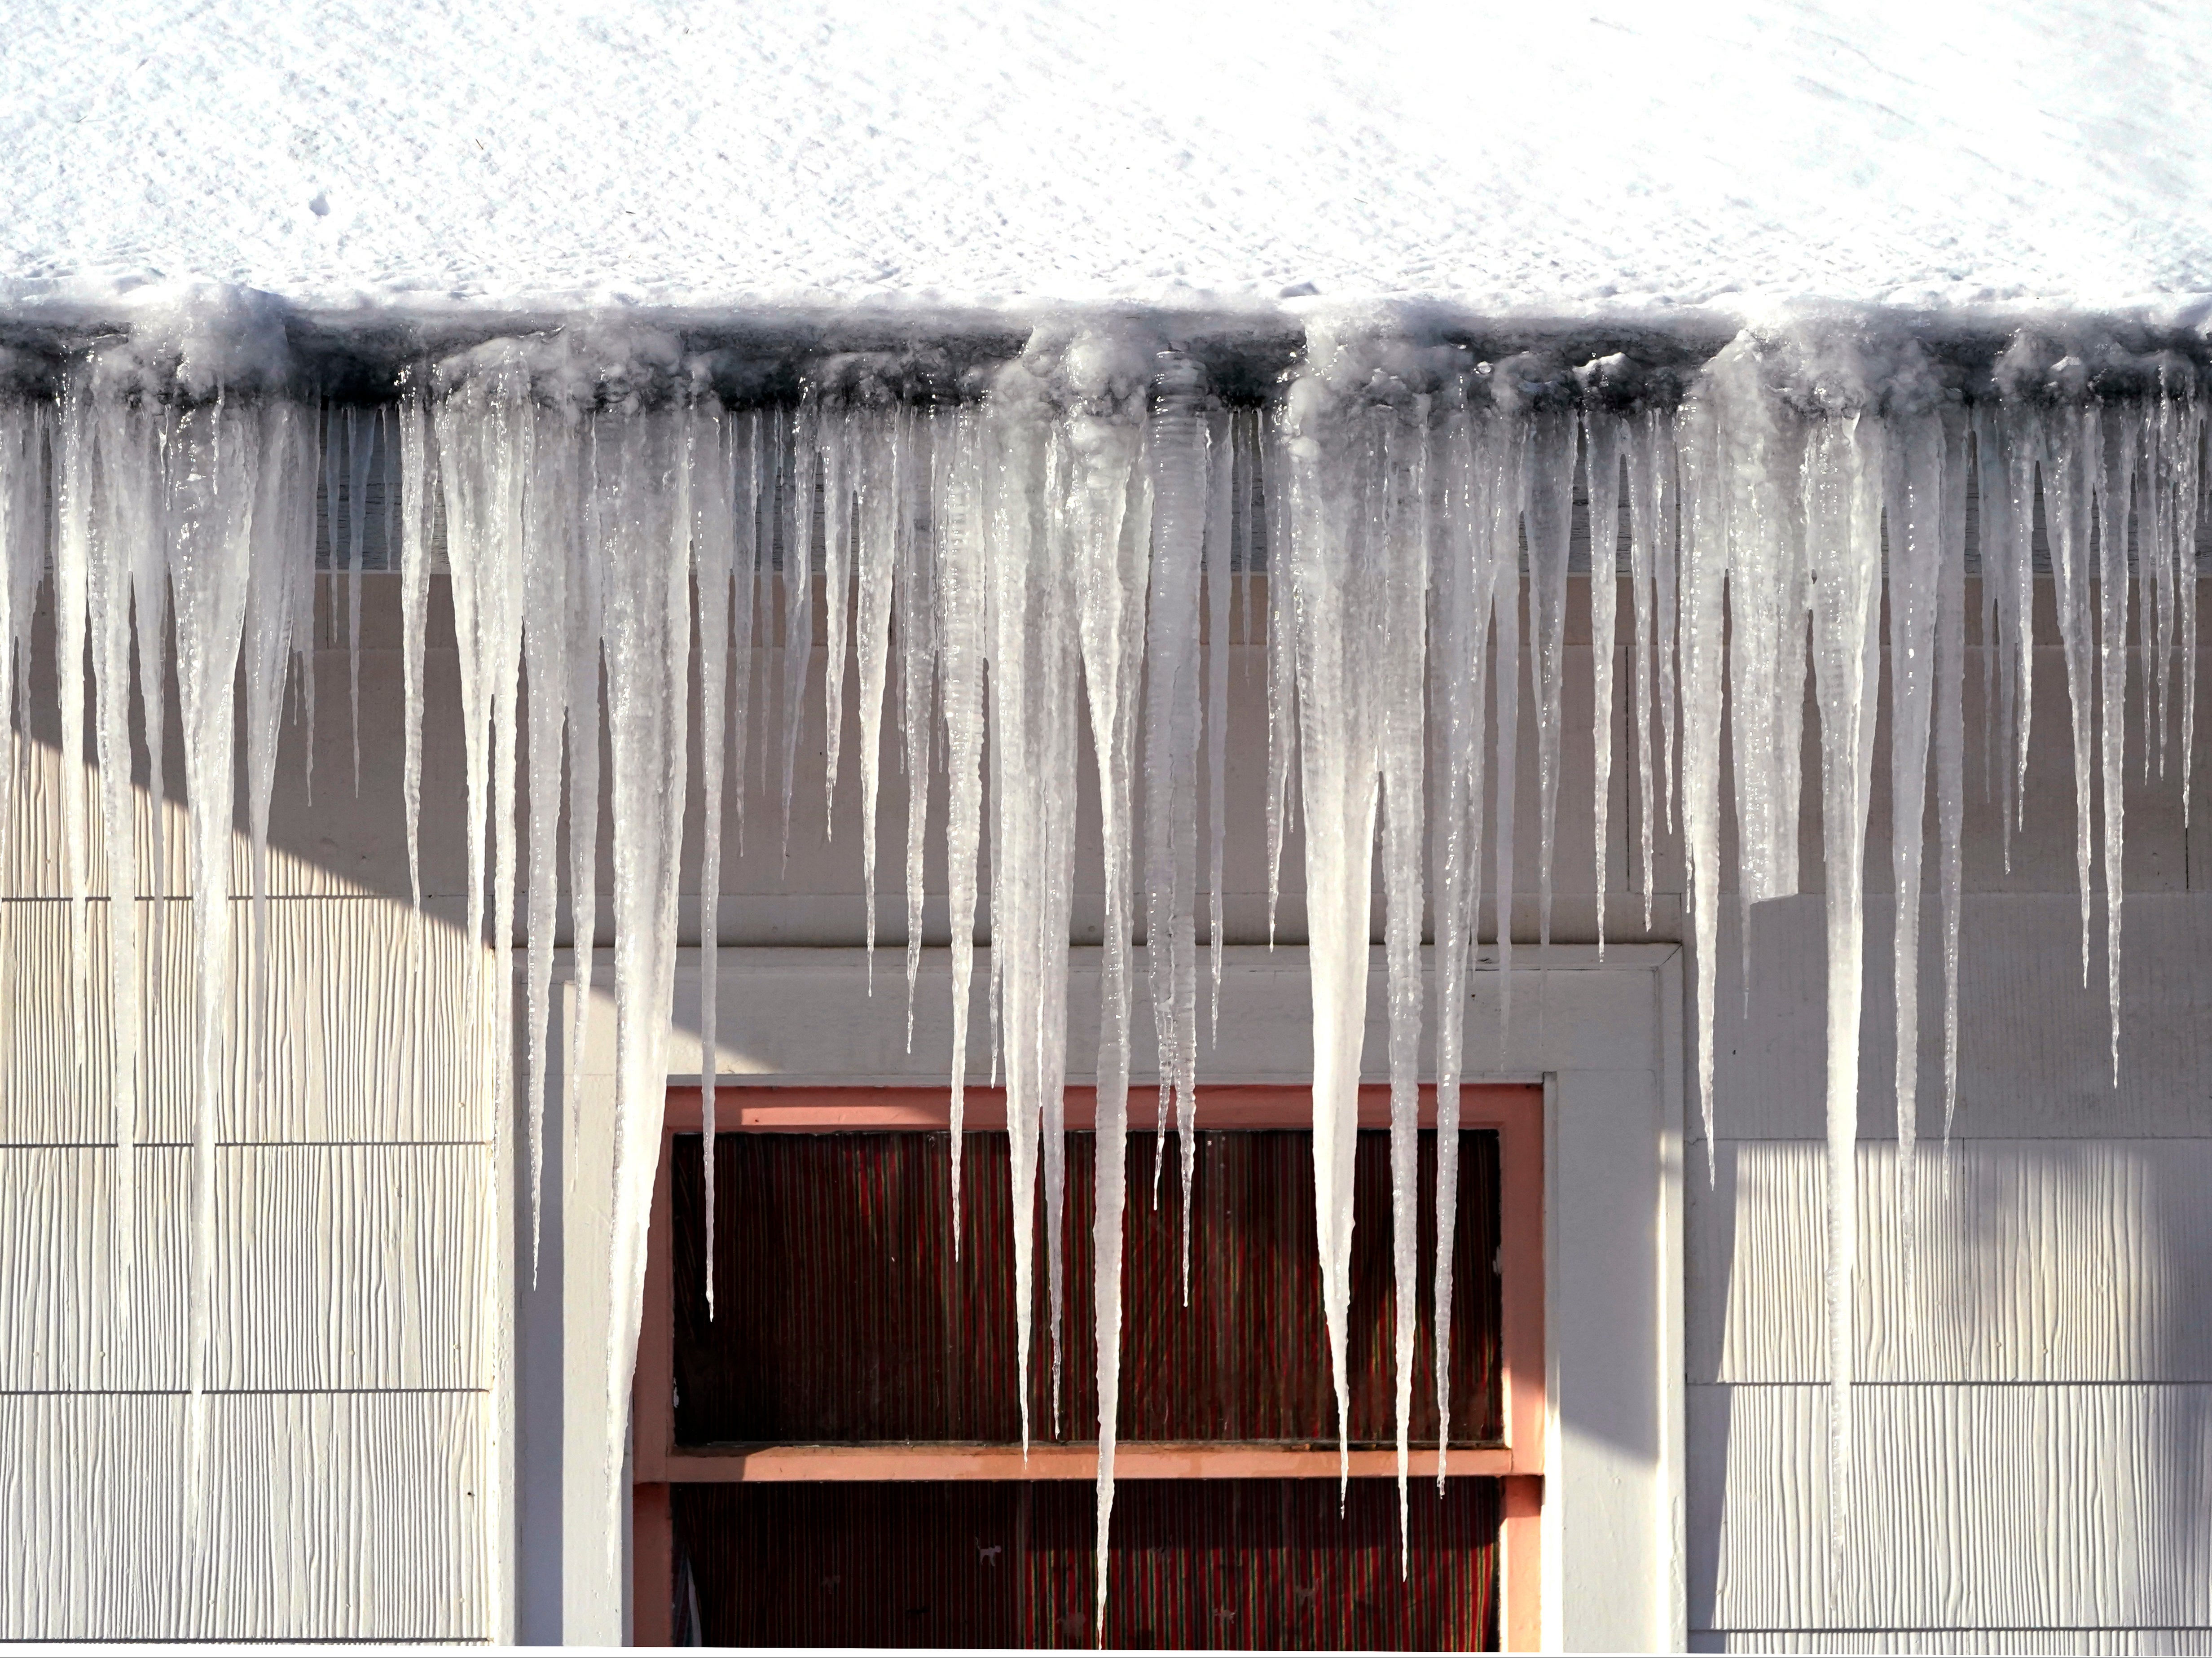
[[630, 1081, 1546, 1649]]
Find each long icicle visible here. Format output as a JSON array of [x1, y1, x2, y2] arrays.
[[935, 404, 988, 1248], [1584, 408, 1622, 954], [1885, 407, 1946, 1342], [689, 404, 734, 1314], [1377, 399, 1429, 1570], [522, 401, 580, 1285], [1070, 335, 1153, 1648], [1429, 397, 1499, 1483], [1805, 406, 1887, 1556]]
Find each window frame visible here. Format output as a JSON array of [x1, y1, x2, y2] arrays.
[[630, 1079, 1545, 1649]]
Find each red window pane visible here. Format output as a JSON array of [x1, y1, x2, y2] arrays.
[[670, 1128, 1504, 1447], [670, 1476, 1500, 1649]]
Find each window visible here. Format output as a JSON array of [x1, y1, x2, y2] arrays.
[[631, 1083, 1544, 1649]]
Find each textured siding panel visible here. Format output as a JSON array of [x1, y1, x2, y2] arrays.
[[0, 1144, 487, 1391], [0, 1390, 486, 1640], [1707, 896, 2212, 1140], [0, 898, 481, 1145], [1691, 1140, 2212, 1384], [1690, 1384, 2212, 1633], [1694, 1634, 2212, 1654]]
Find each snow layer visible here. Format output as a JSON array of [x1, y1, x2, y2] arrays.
[[3, 0, 2209, 317]]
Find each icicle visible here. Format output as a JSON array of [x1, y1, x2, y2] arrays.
[[1804, 407, 1887, 1554], [2045, 405, 2099, 992], [346, 405, 372, 795], [1625, 412, 1662, 930], [1282, 329, 1442, 1504], [1067, 335, 1153, 1649], [1376, 405, 1429, 1569], [1934, 412, 1968, 1160], [434, 349, 532, 1163], [1584, 409, 1622, 953], [595, 404, 694, 1588], [2095, 407, 2135, 1083], [1675, 364, 1734, 1173], [897, 406, 937, 1046], [1489, 412, 1525, 1049], [778, 402, 815, 863], [85, 386, 159, 1310], [2172, 388, 2203, 827], [398, 379, 432, 913], [1718, 359, 1809, 974], [53, 377, 94, 1051], [1427, 399, 1500, 1483], [934, 403, 988, 1244], [1204, 414, 1235, 1040], [982, 342, 1085, 1453], [1653, 413, 1683, 840], [819, 404, 862, 844], [522, 401, 581, 1287], [850, 405, 898, 981], [1885, 407, 1946, 1336], [1522, 404, 1573, 947], [1139, 362, 1206, 1265], [688, 404, 735, 1313], [0, 402, 48, 928], [563, 412, 608, 1172], [1264, 420, 1298, 948], [240, 405, 316, 1112], [164, 394, 268, 1507]]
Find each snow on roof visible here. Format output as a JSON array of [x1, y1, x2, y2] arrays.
[[4, 0, 2208, 328]]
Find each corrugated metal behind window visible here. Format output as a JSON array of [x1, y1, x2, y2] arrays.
[[671, 1128, 1502, 1446], [671, 1477, 1500, 1649]]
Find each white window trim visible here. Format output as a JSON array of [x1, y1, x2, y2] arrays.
[[524, 941, 1686, 1653]]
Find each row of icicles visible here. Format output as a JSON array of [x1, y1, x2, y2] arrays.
[[0, 322, 2203, 1616]]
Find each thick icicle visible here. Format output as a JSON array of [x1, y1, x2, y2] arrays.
[[595, 404, 694, 1588], [434, 348, 532, 1164], [85, 385, 159, 1307], [1376, 405, 1429, 1565], [1885, 408, 1946, 1331], [984, 342, 1085, 1452], [1282, 329, 1442, 1500], [53, 379, 94, 1049], [1140, 362, 1206, 1264], [163, 395, 268, 1502], [522, 403, 580, 1285], [1584, 409, 1622, 952], [1427, 399, 1500, 1479], [1065, 332, 1153, 1645], [240, 406, 315, 1110], [933, 404, 988, 1241], [688, 404, 736, 1312], [1804, 407, 1887, 1552], [1675, 359, 1739, 1172]]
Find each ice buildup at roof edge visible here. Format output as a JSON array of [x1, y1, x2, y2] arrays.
[[0, 291, 2206, 1625]]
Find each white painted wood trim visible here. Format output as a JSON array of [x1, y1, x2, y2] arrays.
[[532, 942, 1687, 1651]]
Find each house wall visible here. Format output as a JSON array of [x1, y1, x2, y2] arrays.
[[0, 567, 2205, 1649]]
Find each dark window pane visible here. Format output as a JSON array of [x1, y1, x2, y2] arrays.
[[671, 1477, 1500, 1650], [671, 1127, 1502, 1446]]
